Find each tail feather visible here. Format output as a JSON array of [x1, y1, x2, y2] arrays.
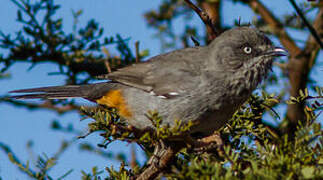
[[9, 85, 81, 93], [10, 93, 77, 99], [9, 83, 112, 100]]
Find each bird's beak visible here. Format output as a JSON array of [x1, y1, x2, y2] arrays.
[[270, 47, 289, 57]]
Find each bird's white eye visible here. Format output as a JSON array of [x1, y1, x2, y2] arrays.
[[243, 46, 252, 54]]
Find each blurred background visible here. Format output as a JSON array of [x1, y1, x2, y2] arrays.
[[0, 0, 322, 179]]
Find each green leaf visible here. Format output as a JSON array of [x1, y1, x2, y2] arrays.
[[318, 158, 323, 165], [17, 10, 22, 21], [301, 166, 315, 179], [140, 49, 150, 57]]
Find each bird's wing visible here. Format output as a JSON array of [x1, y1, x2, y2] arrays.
[[106, 47, 205, 98]]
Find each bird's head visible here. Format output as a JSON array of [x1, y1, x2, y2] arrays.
[[208, 26, 288, 92], [209, 26, 288, 71]]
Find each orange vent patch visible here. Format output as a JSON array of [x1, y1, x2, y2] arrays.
[[96, 90, 132, 118]]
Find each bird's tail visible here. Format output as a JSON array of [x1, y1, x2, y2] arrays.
[[9, 83, 111, 100]]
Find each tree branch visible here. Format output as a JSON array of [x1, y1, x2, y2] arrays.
[[137, 141, 183, 180], [200, 0, 223, 40], [0, 142, 38, 178], [241, 0, 302, 56], [184, 0, 219, 41], [288, 0, 323, 48], [286, 6, 323, 131], [0, 98, 80, 114]]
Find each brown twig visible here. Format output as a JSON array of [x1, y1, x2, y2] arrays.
[[135, 41, 141, 63], [200, 0, 222, 30], [104, 60, 112, 73], [192, 132, 224, 153], [190, 36, 200, 46], [137, 141, 183, 180], [130, 144, 138, 169], [289, 0, 323, 48], [1, 98, 80, 114], [102, 47, 112, 73], [184, 0, 219, 41], [197, 132, 223, 146]]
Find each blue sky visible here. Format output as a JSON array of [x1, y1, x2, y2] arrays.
[[0, 0, 321, 179]]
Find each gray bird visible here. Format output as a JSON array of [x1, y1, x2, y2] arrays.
[[10, 27, 287, 137]]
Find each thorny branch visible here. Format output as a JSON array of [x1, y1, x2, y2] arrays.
[[137, 141, 184, 180], [136, 131, 227, 179]]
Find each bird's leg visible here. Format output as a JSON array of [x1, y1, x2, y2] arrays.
[[185, 132, 223, 154]]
